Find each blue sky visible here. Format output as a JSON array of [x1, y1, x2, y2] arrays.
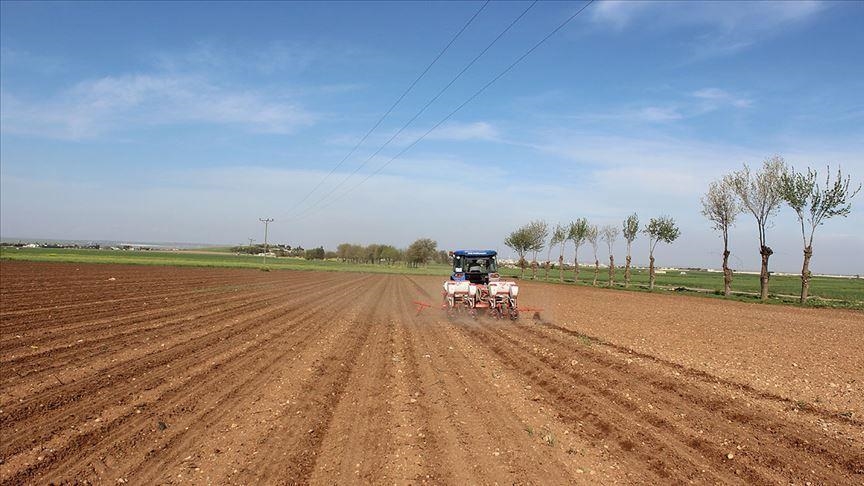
[[2, 1, 863, 274]]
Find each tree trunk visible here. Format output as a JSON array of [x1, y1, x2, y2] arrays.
[[722, 250, 732, 296], [649, 255, 655, 290], [624, 255, 632, 288], [759, 246, 773, 301], [608, 255, 615, 287], [574, 251, 580, 284], [519, 257, 525, 279], [531, 260, 537, 280], [558, 255, 564, 282], [593, 259, 599, 286], [544, 261, 550, 280], [800, 246, 813, 304]]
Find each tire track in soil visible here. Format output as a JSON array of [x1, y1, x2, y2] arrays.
[[458, 319, 863, 484], [0, 274, 371, 480], [228, 276, 392, 484], [403, 281, 590, 484], [310, 276, 446, 485]]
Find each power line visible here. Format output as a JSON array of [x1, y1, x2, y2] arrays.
[[295, 0, 595, 220], [283, 0, 491, 216], [289, 0, 539, 221]]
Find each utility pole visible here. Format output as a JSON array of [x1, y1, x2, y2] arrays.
[[248, 237, 255, 254], [259, 218, 274, 265]]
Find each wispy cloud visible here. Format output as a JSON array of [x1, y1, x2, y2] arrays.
[[1, 73, 317, 140], [558, 87, 750, 126], [591, 0, 825, 58], [691, 88, 752, 109]]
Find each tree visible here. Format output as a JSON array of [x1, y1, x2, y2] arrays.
[[780, 166, 861, 303], [568, 218, 589, 283], [725, 156, 787, 300], [406, 238, 437, 267], [557, 224, 569, 283], [701, 179, 740, 296], [526, 220, 548, 280], [587, 224, 599, 286], [546, 224, 566, 280], [644, 216, 680, 290], [504, 225, 533, 278], [622, 213, 639, 288], [601, 225, 619, 287], [304, 246, 325, 260]]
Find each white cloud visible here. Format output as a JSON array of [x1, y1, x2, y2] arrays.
[[1, 74, 317, 140], [691, 88, 752, 109], [425, 121, 500, 141], [591, 0, 825, 58]]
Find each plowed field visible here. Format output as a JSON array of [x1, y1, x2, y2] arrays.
[[1, 261, 862, 484]]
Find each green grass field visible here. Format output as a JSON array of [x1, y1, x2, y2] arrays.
[[2, 247, 862, 308], [0, 247, 450, 276], [500, 265, 864, 304]]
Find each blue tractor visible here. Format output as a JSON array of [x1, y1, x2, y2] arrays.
[[444, 250, 520, 319], [450, 250, 499, 285]]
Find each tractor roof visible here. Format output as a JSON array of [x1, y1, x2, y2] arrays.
[[453, 250, 497, 257]]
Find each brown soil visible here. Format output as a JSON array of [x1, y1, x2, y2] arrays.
[[1, 261, 862, 484]]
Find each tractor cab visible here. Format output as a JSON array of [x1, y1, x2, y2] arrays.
[[450, 250, 499, 285]]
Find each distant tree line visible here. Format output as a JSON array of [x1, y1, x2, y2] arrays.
[[337, 239, 447, 267], [231, 238, 448, 267]]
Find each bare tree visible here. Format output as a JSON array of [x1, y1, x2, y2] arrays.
[[587, 224, 600, 286], [701, 179, 741, 296], [526, 220, 548, 280], [568, 218, 589, 283], [725, 156, 787, 301], [644, 216, 681, 290], [781, 166, 861, 303], [622, 213, 639, 288], [504, 226, 532, 279], [546, 224, 566, 281], [601, 225, 619, 287]]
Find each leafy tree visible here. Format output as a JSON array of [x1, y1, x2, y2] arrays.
[[568, 218, 589, 283], [406, 238, 437, 267], [701, 179, 740, 296], [622, 213, 639, 288], [546, 224, 566, 280], [380, 245, 401, 265], [304, 246, 325, 260], [504, 225, 533, 278], [526, 220, 548, 280], [601, 225, 619, 287], [644, 216, 681, 290], [725, 156, 787, 300], [781, 166, 861, 303], [587, 224, 599, 286]]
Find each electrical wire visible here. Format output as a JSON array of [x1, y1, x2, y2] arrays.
[[288, 0, 539, 220], [283, 0, 491, 215], [294, 0, 595, 220]]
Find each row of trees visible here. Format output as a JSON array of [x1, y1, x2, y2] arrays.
[[335, 239, 447, 267], [701, 156, 860, 303], [504, 215, 680, 289]]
